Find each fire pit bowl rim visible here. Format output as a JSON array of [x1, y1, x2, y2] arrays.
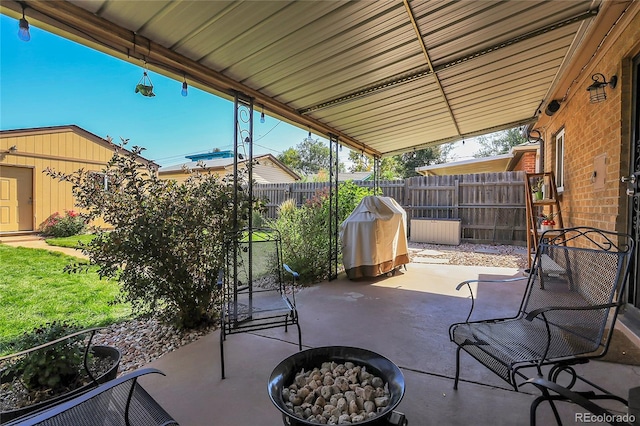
[[268, 346, 405, 426]]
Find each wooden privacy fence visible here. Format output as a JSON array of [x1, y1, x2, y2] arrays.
[[254, 171, 527, 244]]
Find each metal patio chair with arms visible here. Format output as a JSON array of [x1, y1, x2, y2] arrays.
[[449, 227, 634, 424]]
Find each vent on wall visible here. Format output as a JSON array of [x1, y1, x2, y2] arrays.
[[410, 219, 461, 245]]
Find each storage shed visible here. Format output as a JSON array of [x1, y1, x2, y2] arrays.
[[0, 125, 156, 234]]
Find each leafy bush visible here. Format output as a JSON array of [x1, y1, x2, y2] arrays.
[[268, 181, 376, 284], [39, 210, 86, 237], [3, 321, 85, 392], [45, 141, 259, 329]]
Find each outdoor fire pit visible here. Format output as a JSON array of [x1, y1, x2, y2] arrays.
[[268, 346, 407, 426]]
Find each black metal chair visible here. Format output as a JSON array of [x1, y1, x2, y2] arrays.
[[449, 227, 634, 423], [526, 378, 639, 426], [4, 368, 178, 426], [218, 227, 302, 379]]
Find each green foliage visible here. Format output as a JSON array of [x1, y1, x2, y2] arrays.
[[348, 151, 371, 172], [39, 210, 86, 237], [474, 128, 527, 158], [3, 322, 85, 392], [45, 140, 259, 329], [268, 181, 375, 283], [278, 137, 346, 176], [392, 144, 453, 178], [278, 147, 302, 173], [379, 157, 401, 180]]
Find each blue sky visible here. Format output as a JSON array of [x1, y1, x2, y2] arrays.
[[0, 14, 475, 167]]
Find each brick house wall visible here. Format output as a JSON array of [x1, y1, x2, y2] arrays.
[[513, 151, 537, 173], [534, 4, 640, 233]]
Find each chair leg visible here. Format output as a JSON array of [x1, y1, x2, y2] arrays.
[[530, 391, 563, 426], [220, 327, 225, 380], [454, 346, 462, 390], [296, 320, 302, 351]]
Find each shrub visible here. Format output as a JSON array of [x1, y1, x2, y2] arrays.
[[3, 321, 85, 392], [45, 141, 259, 329], [39, 210, 86, 237], [268, 181, 376, 284]]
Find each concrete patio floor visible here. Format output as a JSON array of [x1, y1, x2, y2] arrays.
[[138, 262, 640, 426]]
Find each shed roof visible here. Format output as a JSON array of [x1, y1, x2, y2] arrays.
[[0, 124, 158, 168], [1, 1, 630, 157]]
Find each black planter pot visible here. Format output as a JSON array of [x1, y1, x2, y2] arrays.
[[0, 345, 121, 424]]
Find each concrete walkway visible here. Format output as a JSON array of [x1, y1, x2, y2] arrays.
[[0, 235, 87, 258]]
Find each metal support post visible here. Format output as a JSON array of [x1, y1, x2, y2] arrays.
[[329, 134, 340, 280]]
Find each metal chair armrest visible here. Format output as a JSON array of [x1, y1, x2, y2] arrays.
[[525, 303, 619, 321], [283, 264, 299, 279], [455, 277, 527, 323], [5, 368, 171, 426]]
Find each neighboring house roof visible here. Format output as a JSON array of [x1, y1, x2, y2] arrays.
[[339, 171, 372, 181], [0, 125, 158, 168], [416, 142, 539, 176], [304, 171, 372, 182], [159, 153, 301, 181]]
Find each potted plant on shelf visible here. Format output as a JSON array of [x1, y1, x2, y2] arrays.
[[539, 212, 558, 232], [532, 178, 544, 200], [0, 322, 121, 423]]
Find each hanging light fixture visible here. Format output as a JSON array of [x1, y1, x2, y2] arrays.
[[181, 77, 188, 97], [18, 3, 30, 42], [135, 64, 155, 97], [305, 130, 314, 143], [260, 105, 265, 123], [586, 73, 617, 104]]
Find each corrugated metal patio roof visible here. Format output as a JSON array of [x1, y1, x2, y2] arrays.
[[0, 0, 624, 157]]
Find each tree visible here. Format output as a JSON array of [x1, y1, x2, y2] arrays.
[[474, 128, 527, 158], [278, 137, 331, 175], [278, 148, 301, 172], [393, 144, 454, 178], [348, 151, 371, 172], [46, 140, 258, 329], [379, 157, 401, 180]]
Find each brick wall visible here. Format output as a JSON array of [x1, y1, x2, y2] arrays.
[[513, 152, 537, 173], [534, 6, 640, 233]]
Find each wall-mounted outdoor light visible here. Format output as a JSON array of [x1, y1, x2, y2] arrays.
[[18, 3, 30, 42], [586, 73, 617, 104], [545, 100, 561, 116]]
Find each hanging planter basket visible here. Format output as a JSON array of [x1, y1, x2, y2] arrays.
[[135, 71, 155, 97]]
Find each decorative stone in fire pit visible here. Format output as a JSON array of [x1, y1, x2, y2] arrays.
[[268, 346, 407, 426]]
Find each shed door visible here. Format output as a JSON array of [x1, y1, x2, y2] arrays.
[[0, 166, 33, 232]]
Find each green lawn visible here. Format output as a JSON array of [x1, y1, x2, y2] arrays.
[[0, 244, 131, 352], [45, 234, 95, 248]]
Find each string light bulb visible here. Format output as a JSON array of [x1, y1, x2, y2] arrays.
[[18, 4, 30, 42], [181, 78, 188, 97], [260, 106, 265, 124]]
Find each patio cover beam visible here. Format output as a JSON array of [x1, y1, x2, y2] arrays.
[[0, 0, 379, 157]]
